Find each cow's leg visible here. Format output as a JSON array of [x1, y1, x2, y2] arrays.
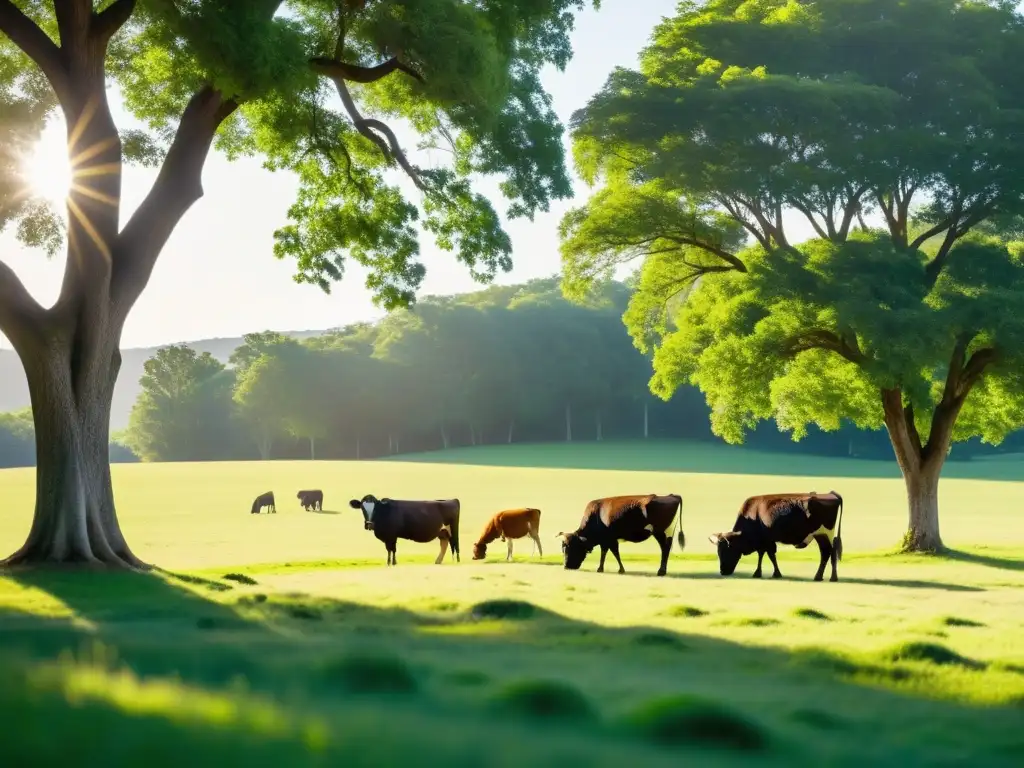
[[608, 541, 626, 574], [597, 545, 608, 572], [506, 538, 513, 561], [767, 543, 783, 578], [753, 550, 765, 578], [828, 534, 839, 582], [654, 531, 671, 576], [813, 536, 832, 582], [436, 537, 450, 565], [530, 528, 543, 558]]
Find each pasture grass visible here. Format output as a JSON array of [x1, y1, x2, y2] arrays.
[[1, 441, 1023, 765]]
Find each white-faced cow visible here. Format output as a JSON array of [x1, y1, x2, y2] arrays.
[[709, 491, 845, 582], [348, 494, 461, 566], [472, 508, 542, 561], [251, 491, 276, 515], [557, 494, 684, 576]]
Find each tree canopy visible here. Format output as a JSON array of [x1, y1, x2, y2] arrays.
[[561, 0, 1024, 551]]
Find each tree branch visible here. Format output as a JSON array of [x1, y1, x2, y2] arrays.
[[783, 328, 866, 365], [310, 56, 424, 84], [93, 0, 136, 44], [881, 387, 922, 475], [0, 1, 70, 101], [0, 256, 45, 351], [328, 76, 424, 188], [112, 86, 238, 320]]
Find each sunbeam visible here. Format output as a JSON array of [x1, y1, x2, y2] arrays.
[[21, 119, 73, 209]]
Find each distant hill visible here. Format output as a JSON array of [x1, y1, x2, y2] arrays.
[[0, 330, 325, 430]]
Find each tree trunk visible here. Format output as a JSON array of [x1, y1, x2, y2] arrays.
[[596, 411, 603, 441], [309, 435, 316, 460], [4, 336, 144, 568], [507, 419, 514, 444], [565, 403, 572, 442], [441, 424, 449, 450], [903, 460, 943, 552], [643, 401, 649, 439]]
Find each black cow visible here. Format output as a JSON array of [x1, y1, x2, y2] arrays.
[[297, 489, 323, 511], [709, 491, 845, 582], [557, 494, 684, 576], [348, 494, 461, 566], [251, 491, 276, 515]]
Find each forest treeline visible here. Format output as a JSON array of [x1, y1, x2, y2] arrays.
[[0, 278, 1015, 468]]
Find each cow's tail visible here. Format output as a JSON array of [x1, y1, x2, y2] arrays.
[[451, 501, 461, 562], [674, 495, 686, 551], [831, 490, 844, 561]]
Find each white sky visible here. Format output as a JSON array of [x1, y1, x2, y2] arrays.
[[0, 0, 693, 349]]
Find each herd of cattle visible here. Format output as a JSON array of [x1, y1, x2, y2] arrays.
[[249, 488, 846, 581]]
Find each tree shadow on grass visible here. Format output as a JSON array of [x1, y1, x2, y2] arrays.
[[939, 549, 1024, 573], [0, 567, 1021, 766]]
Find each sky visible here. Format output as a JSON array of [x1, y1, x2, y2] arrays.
[[0, 0, 685, 350]]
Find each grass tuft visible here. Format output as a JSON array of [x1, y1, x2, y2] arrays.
[[793, 607, 831, 621], [790, 708, 848, 731], [470, 599, 537, 621], [632, 632, 687, 651], [223, 573, 258, 586], [625, 694, 769, 751], [941, 616, 985, 628], [319, 653, 418, 695], [490, 679, 597, 723], [884, 642, 985, 669], [666, 605, 707, 618]]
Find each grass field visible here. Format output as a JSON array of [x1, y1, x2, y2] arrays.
[[1, 441, 1023, 765]]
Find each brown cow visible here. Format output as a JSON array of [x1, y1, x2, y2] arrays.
[[348, 494, 461, 566], [558, 494, 684, 576], [297, 489, 323, 511], [472, 508, 542, 561], [709, 491, 844, 582]]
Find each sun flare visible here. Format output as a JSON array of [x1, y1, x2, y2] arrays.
[[21, 121, 72, 208]]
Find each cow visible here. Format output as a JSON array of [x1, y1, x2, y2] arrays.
[[472, 508, 542, 561], [709, 491, 845, 582], [251, 491, 276, 515], [557, 494, 684, 576], [297, 489, 324, 511], [348, 494, 461, 566]]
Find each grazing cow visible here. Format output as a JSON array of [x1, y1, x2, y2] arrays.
[[472, 508, 543, 561], [297, 489, 324, 511], [709, 491, 845, 582], [251, 491, 276, 515], [557, 494, 684, 576], [348, 494, 461, 566]]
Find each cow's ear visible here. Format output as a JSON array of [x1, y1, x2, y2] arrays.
[[348, 499, 361, 509], [380, 497, 392, 505], [708, 534, 720, 545]]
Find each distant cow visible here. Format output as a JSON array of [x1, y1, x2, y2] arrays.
[[251, 491, 276, 515], [558, 494, 684, 576], [472, 508, 542, 561], [709, 491, 845, 582], [297, 489, 323, 511], [348, 494, 461, 566]]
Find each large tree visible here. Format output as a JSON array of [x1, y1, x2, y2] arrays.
[[0, 0, 593, 567], [561, 0, 1024, 551]]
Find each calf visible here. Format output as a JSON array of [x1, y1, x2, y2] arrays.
[[297, 489, 323, 511], [709, 491, 845, 582], [251, 491, 276, 515], [472, 508, 542, 561], [348, 494, 461, 566], [557, 494, 684, 576]]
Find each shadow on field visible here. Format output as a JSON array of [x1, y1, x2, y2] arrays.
[[531, 561, 985, 592], [0, 567, 1021, 766], [388, 440, 1024, 483], [940, 549, 1024, 573]]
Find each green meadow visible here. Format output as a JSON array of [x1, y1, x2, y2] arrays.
[[1, 441, 1023, 765]]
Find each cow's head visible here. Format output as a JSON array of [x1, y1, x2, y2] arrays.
[[556, 531, 592, 570], [296, 491, 305, 500], [348, 494, 390, 530], [709, 531, 744, 575], [472, 542, 488, 560]]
